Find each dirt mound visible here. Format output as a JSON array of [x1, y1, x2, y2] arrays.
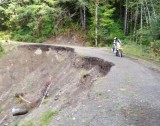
[[45, 33, 85, 46], [0, 44, 113, 125]]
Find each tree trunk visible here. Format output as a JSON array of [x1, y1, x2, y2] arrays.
[[120, 1, 122, 19], [144, 0, 151, 24], [134, 3, 138, 44], [126, 7, 129, 35], [83, 6, 86, 30], [130, 7, 133, 42], [95, 2, 98, 47], [124, 0, 128, 36], [140, 4, 143, 45], [150, 0, 157, 20], [144, 5, 149, 24], [80, 8, 84, 29]]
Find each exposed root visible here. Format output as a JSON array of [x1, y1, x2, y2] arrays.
[[15, 93, 31, 104]]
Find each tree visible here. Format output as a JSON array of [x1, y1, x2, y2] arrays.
[[88, 0, 115, 46], [76, 0, 88, 30], [0, 0, 159, 46], [0, 0, 65, 42], [124, 0, 128, 36]]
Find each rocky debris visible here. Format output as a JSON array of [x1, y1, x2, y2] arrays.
[[54, 95, 60, 101], [34, 48, 42, 55]]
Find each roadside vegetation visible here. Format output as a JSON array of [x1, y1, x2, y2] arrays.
[[39, 109, 59, 126], [0, 0, 159, 61], [123, 42, 160, 61], [18, 109, 58, 126]]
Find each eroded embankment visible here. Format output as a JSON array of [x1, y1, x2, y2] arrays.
[[0, 44, 113, 125]]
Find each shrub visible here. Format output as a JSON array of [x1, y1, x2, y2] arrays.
[[0, 44, 3, 52], [35, 37, 46, 43], [150, 40, 160, 58], [0, 31, 11, 40]]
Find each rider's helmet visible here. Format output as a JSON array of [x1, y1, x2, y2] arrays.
[[114, 37, 117, 40]]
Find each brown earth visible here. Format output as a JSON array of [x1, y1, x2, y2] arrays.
[[45, 33, 85, 46], [0, 44, 113, 125]]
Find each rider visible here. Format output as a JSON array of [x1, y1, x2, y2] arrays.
[[112, 37, 122, 52]]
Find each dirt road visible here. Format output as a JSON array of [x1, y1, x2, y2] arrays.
[[0, 43, 160, 126]]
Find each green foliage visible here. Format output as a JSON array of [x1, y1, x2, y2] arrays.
[[136, 26, 153, 45], [151, 15, 160, 40], [0, 31, 11, 40], [123, 41, 159, 61], [88, 2, 115, 43], [109, 22, 123, 39], [13, 34, 33, 42], [99, 5, 115, 27], [0, 6, 8, 30], [0, 0, 159, 50], [150, 40, 160, 60], [124, 43, 149, 58], [1, 1, 62, 43], [99, 4, 115, 41], [0, 44, 4, 52]]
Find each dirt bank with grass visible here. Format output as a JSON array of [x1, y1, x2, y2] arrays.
[[0, 44, 113, 126]]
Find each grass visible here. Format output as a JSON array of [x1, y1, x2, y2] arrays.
[[23, 121, 35, 126], [0, 108, 3, 114], [123, 44, 149, 58], [12, 120, 20, 126], [40, 109, 59, 126], [0, 52, 4, 57], [123, 43, 160, 62], [21, 109, 58, 126]]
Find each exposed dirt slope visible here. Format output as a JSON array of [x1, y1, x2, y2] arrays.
[[45, 33, 85, 46], [0, 44, 113, 125]]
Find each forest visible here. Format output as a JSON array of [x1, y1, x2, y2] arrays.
[[0, 0, 160, 60]]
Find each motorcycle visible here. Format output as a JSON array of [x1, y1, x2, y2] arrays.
[[112, 43, 123, 57], [116, 46, 123, 57]]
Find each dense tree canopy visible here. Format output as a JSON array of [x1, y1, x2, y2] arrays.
[[0, 0, 159, 47]]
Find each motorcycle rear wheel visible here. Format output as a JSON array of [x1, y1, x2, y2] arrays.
[[118, 50, 122, 57]]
